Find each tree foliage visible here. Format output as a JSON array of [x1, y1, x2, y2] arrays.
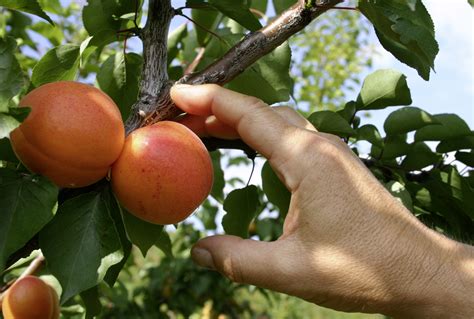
[[0, 0, 473, 317]]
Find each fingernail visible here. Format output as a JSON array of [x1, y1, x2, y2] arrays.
[[191, 247, 216, 270]]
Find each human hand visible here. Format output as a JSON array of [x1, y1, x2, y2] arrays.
[[170, 84, 474, 318]]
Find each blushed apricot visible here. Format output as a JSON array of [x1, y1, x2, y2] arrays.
[[10, 81, 125, 188], [2, 276, 59, 319], [111, 121, 213, 225]]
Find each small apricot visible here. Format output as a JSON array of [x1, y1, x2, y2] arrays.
[[111, 121, 213, 225], [10, 81, 125, 188], [2, 276, 59, 319]]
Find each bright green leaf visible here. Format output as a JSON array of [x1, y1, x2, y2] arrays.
[[31, 44, 80, 87], [0, 37, 25, 112], [415, 114, 472, 142], [226, 42, 292, 104], [273, 0, 294, 14], [261, 161, 290, 217], [0, 0, 54, 25], [210, 151, 225, 203], [97, 52, 142, 120], [357, 124, 384, 148], [308, 111, 355, 137], [155, 231, 173, 258], [40, 189, 124, 303], [223, 185, 260, 238], [358, 0, 439, 80], [356, 69, 412, 110], [80, 286, 102, 319], [437, 135, 474, 153], [192, 8, 219, 46], [122, 209, 164, 258], [209, 0, 262, 31], [384, 106, 438, 135], [168, 24, 188, 64], [0, 169, 58, 272], [82, 0, 135, 37], [401, 142, 441, 171]]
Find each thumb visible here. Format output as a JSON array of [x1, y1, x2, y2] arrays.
[[191, 235, 298, 292]]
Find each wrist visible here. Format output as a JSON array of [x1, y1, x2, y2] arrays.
[[387, 227, 474, 318]]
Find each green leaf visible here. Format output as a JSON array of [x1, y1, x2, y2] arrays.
[[0, 113, 19, 139], [358, 0, 439, 80], [102, 187, 131, 287], [210, 151, 225, 203], [192, 8, 219, 46], [0, 0, 54, 25], [356, 69, 412, 110], [337, 101, 357, 123], [356, 124, 384, 148], [371, 134, 410, 160], [209, 0, 262, 31], [426, 167, 474, 222], [437, 135, 474, 153], [384, 107, 438, 135], [226, 41, 292, 104], [456, 151, 474, 167], [122, 209, 164, 258], [401, 142, 441, 171], [252, 0, 268, 13], [0, 169, 58, 272], [40, 189, 124, 303], [308, 111, 355, 137], [0, 107, 30, 139], [385, 181, 412, 210], [82, 0, 135, 37], [197, 200, 218, 230], [0, 138, 18, 163], [168, 24, 188, 64], [0, 37, 25, 112], [415, 114, 472, 142], [223, 185, 260, 238], [273, 0, 294, 14], [31, 44, 80, 87], [80, 286, 102, 319], [97, 52, 142, 120], [155, 231, 173, 258], [261, 161, 290, 217]]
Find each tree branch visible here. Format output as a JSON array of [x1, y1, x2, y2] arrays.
[[125, 0, 175, 134], [125, 0, 343, 132]]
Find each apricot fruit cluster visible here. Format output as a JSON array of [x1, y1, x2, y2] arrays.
[[11, 81, 213, 224], [10, 81, 125, 188], [111, 121, 214, 225], [2, 276, 60, 319]]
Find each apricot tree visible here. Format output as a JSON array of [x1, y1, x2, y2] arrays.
[[0, 0, 473, 317]]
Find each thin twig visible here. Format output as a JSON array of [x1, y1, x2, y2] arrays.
[[184, 47, 206, 75]]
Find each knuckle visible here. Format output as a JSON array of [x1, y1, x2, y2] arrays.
[[222, 253, 245, 283]]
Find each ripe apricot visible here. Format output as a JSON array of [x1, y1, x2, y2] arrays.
[[10, 81, 125, 188], [111, 121, 213, 225], [2, 276, 60, 319]]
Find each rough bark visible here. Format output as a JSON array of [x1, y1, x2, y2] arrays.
[[125, 0, 343, 133], [125, 0, 175, 134]]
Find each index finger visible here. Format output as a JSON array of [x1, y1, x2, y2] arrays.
[[170, 84, 299, 162]]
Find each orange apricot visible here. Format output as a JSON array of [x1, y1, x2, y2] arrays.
[[2, 276, 59, 319], [111, 121, 213, 225], [10, 81, 125, 188]]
